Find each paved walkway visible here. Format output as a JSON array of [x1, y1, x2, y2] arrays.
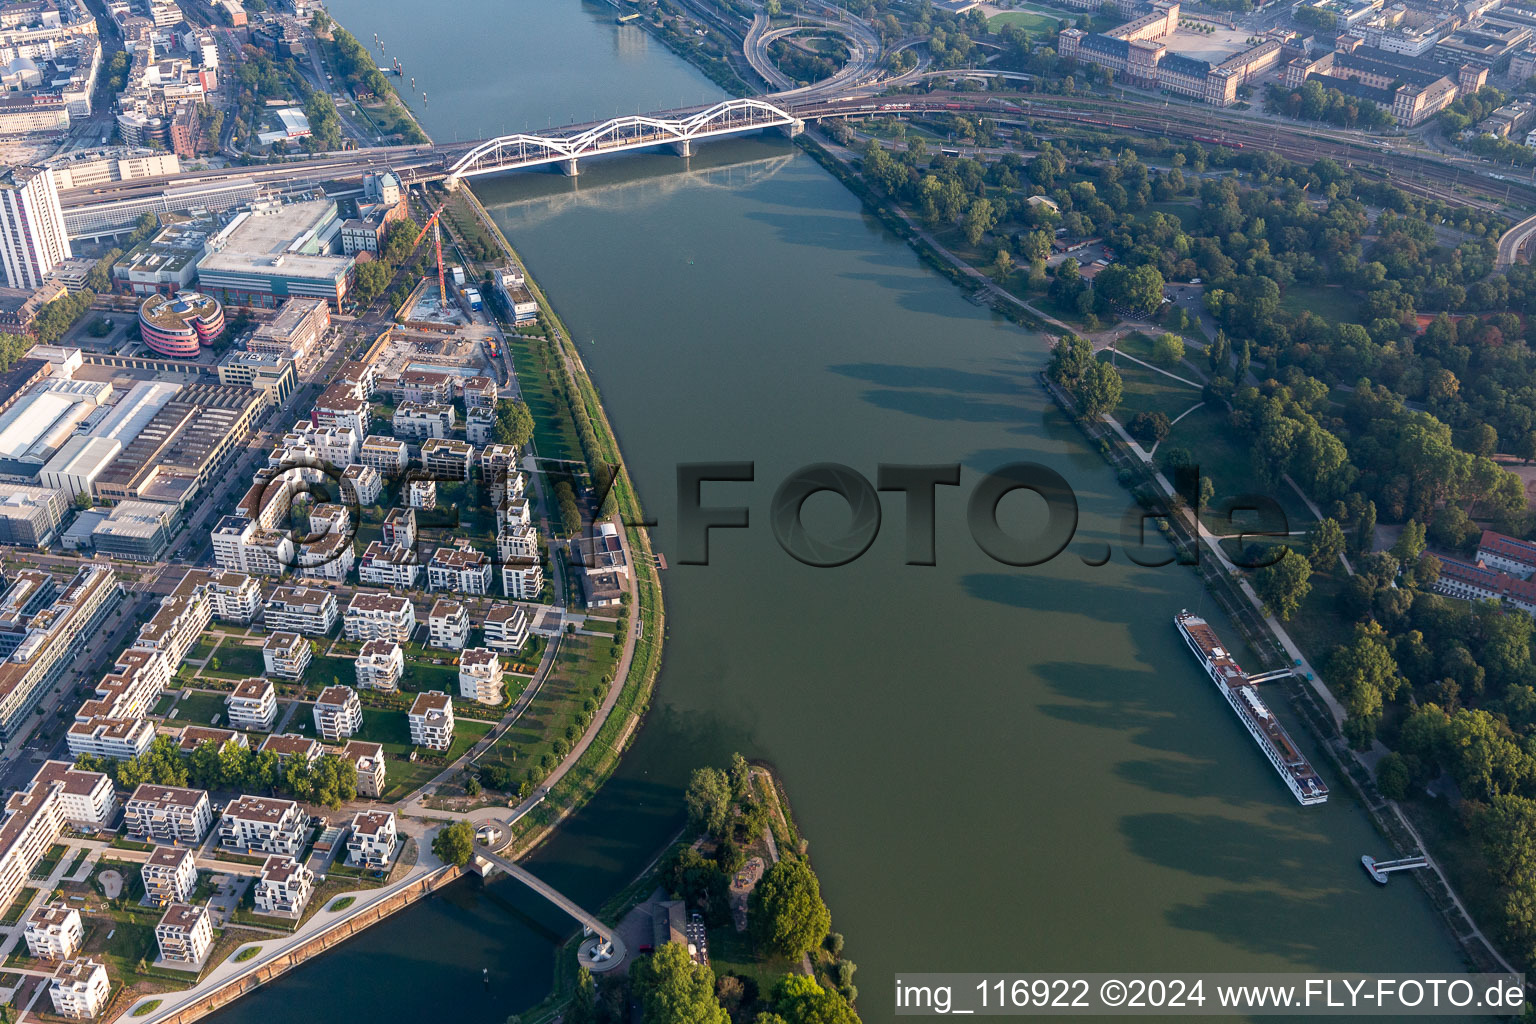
[[122, 834, 449, 1023]]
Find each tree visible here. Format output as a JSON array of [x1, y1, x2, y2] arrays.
[[1094, 263, 1166, 315], [750, 859, 831, 961], [1375, 751, 1410, 800], [1047, 335, 1122, 419], [684, 766, 731, 838], [432, 821, 475, 867], [1472, 795, 1536, 964], [769, 975, 859, 1024], [1127, 411, 1170, 446], [1150, 332, 1185, 366], [1330, 620, 1402, 744], [493, 399, 535, 449], [633, 941, 729, 1024], [728, 752, 752, 800], [1390, 518, 1427, 568], [1304, 517, 1345, 572], [1254, 548, 1311, 620]]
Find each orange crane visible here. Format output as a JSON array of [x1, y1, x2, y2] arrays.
[[408, 203, 448, 305]]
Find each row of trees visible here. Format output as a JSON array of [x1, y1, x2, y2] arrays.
[[75, 735, 359, 809]]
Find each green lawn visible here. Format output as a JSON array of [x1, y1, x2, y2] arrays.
[[165, 691, 227, 726], [1103, 353, 1202, 423], [1279, 284, 1360, 325], [505, 332, 580, 462], [475, 634, 617, 790], [987, 9, 1060, 33], [1146, 201, 1200, 229], [309, 654, 355, 690], [202, 641, 266, 679], [708, 926, 796, 994], [1285, 565, 1355, 664], [0, 887, 37, 924], [402, 658, 459, 694]]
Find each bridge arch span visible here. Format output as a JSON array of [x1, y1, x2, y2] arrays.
[[447, 98, 804, 181]]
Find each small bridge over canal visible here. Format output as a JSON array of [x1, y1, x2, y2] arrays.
[[470, 842, 627, 970]]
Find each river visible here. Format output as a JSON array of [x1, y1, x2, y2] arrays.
[[213, 2, 1466, 1020]]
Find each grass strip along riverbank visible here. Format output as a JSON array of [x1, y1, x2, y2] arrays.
[[447, 182, 668, 860]]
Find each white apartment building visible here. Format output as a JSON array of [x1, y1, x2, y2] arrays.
[[262, 631, 311, 680], [24, 904, 83, 959], [0, 762, 112, 917], [420, 437, 474, 480], [407, 478, 436, 510], [458, 647, 503, 705], [427, 598, 469, 650], [253, 854, 313, 915], [66, 716, 156, 760], [178, 568, 262, 623], [358, 541, 421, 588], [262, 586, 338, 636], [123, 784, 213, 846], [297, 532, 353, 582], [220, 795, 305, 855], [346, 810, 398, 869], [141, 846, 197, 907], [427, 548, 492, 595], [496, 522, 540, 563], [502, 560, 544, 601], [313, 685, 362, 741], [225, 677, 277, 731], [481, 604, 530, 653], [0, 166, 71, 290], [155, 903, 213, 966], [392, 401, 455, 440], [381, 507, 415, 549], [339, 739, 386, 798], [341, 463, 382, 506], [359, 434, 408, 473], [49, 958, 109, 1019], [211, 515, 294, 576], [344, 592, 415, 642], [408, 691, 454, 751], [355, 638, 403, 691], [27, 761, 116, 829]]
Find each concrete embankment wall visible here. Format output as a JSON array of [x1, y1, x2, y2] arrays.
[[145, 866, 466, 1024]]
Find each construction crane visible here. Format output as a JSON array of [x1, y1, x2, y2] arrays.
[[407, 203, 448, 305]]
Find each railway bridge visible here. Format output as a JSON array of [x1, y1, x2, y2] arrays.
[[445, 98, 803, 182]]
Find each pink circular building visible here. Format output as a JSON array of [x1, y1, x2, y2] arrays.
[[139, 291, 225, 357]]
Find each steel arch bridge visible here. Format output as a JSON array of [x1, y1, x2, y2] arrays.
[[446, 98, 803, 181]]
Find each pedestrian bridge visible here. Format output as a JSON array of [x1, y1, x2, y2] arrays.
[[470, 842, 627, 970], [446, 98, 803, 181]]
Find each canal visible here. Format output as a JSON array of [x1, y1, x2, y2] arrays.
[[215, 1, 1467, 1020]]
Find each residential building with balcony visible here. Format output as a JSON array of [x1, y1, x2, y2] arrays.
[[219, 795, 305, 855], [141, 846, 196, 906], [408, 691, 453, 751], [428, 547, 492, 595], [262, 585, 337, 636], [338, 739, 386, 797], [155, 903, 213, 966], [65, 715, 155, 760], [458, 647, 503, 705], [225, 677, 276, 731], [392, 401, 454, 440], [24, 904, 82, 959], [427, 598, 469, 649], [358, 541, 420, 588], [359, 434, 408, 474], [312, 685, 362, 741], [421, 437, 473, 481], [502, 560, 544, 601], [258, 733, 321, 766], [253, 854, 313, 915], [49, 958, 109, 1019], [344, 592, 415, 642], [481, 604, 529, 654], [262, 631, 310, 680], [355, 638, 403, 692], [341, 462, 382, 507], [346, 810, 398, 869], [123, 784, 212, 846]]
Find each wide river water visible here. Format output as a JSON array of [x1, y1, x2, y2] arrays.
[[212, 2, 1466, 1020]]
